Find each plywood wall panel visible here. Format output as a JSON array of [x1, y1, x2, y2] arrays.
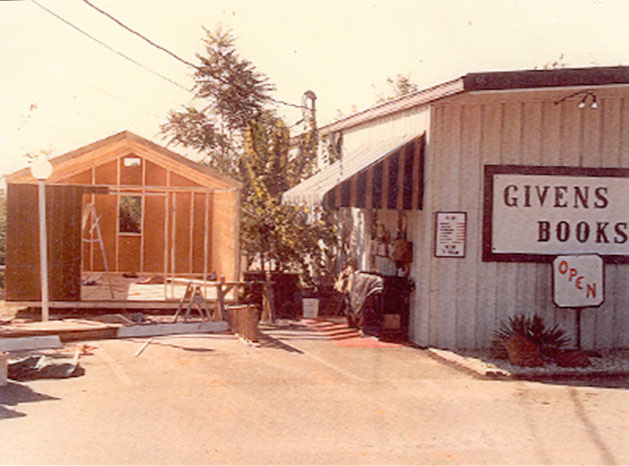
[[118, 235, 141, 273], [92, 194, 117, 272], [64, 169, 92, 185], [174, 192, 192, 273], [170, 172, 201, 187], [5, 184, 41, 301], [5, 185, 84, 301], [191, 193, 209, 274], [119, 156, 143, 185], [142, 196, 166, 273], [94, 159, 118, 185], [211, 191, 239, 281], [145, 160, 167, 186]]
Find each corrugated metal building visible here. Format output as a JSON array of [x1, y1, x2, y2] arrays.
[[285, 66, 629, 350]]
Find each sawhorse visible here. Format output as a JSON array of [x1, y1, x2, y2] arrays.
[[172, 282, 216, 322]]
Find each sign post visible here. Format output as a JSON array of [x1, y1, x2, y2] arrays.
[[552, 254, 604, 349]]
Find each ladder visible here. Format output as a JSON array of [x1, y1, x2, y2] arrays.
[[82, 203, 115, 299]]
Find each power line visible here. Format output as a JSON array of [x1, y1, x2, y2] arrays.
[[79, 0, 309, 110], [29, 0, 190, 92], [81, 0, 197, 70]]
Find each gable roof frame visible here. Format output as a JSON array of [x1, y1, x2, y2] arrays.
[[6, 130, 241, 190]]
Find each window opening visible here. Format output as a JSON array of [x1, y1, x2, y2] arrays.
[[123, 156, 142, 167], [119, 195, 142, 233]]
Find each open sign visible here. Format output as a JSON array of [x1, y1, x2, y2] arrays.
[[552, 255, 604, 308]]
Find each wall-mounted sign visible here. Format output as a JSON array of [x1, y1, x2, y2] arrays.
[[553, 255, 604, 308], [483, 165, 629, 262], [435, 212, 466, 257]]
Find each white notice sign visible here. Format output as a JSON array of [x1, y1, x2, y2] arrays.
[[435, 212, 466, 257], [552, 255, 604, 308]]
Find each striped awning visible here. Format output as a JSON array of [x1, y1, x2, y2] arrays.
[[283, 133, 424, 210]]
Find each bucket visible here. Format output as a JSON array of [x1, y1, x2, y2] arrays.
[[302, 298, 319, 318]]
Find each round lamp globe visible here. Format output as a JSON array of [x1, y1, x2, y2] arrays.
[[30, 157, 53, 180]]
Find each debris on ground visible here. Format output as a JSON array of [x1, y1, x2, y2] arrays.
[[8, 351, 84, 381], [82, 279, 100, 286], [53, 343, 98, 356], [130, 313, 146, 323], [134, 338, 153, 357]]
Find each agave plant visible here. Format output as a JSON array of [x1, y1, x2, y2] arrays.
[[491, 313, 570, 358]]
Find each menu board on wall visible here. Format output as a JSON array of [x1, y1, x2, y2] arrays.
[[435, 212, 467, 257]]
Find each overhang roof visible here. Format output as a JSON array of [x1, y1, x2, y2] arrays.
[[320, 66, 629, 135], [283, 133, 423, 209], [6, 130, 242, 190]]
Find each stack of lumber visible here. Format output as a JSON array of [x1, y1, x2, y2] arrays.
[[0, 319, 121, 342]]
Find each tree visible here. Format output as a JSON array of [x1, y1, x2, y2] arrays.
[[376, 73, 419, 103], [334, 73, 419, 120], [534, 53, 568, 70], [161, 28, 335, 279], [240, 112, 334, 275], [161, 27, 274, 177]]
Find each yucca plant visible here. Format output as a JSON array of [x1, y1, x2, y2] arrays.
[[491, 313, 570, 359]]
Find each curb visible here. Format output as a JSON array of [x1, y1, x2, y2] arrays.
[[427, 348, 629, 381], [427, 348, 510, 379]]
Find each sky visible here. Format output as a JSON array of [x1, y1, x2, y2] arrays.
[[2, 0, 629, 178]]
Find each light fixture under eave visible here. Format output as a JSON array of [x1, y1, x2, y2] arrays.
[[554, 89, 599, 109], [590, 95, 599, 109]]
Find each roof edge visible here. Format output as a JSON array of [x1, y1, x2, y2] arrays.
[[318, 66, 629, 136], [319, 77, 464, 136], [5, 130, 242, 189], [463, 66, 629, 92]]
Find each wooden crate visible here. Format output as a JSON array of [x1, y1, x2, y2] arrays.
[[226, 305, 259, 343]]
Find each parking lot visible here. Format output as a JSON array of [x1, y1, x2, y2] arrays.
[[1, 320, 628, 465]]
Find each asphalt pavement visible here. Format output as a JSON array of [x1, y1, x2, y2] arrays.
[[1, 320, 628, 465]]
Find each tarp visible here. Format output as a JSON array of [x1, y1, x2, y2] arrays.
[[8, 353, 83, 381], [348, 272, 384, 329]]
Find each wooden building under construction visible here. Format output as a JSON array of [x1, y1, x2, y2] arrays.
[[5, 131, 241, 307]]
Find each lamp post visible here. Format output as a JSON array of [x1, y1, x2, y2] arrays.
[[30, 156, 53, 322]]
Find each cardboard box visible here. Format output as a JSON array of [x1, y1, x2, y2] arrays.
[[383, 314, 401, 329]]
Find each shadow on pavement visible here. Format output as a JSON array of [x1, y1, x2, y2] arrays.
[[144, 341, 216, 353], [256, 332, 304, 354], [0, 381, 59, 420], [517, 374, 629, 389]]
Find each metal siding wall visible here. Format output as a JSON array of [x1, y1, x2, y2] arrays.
[[457, 104, 482, 348], [417, 90, 629, 350], [412, 106, 441, 346], [335, 107, 431, 343]]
